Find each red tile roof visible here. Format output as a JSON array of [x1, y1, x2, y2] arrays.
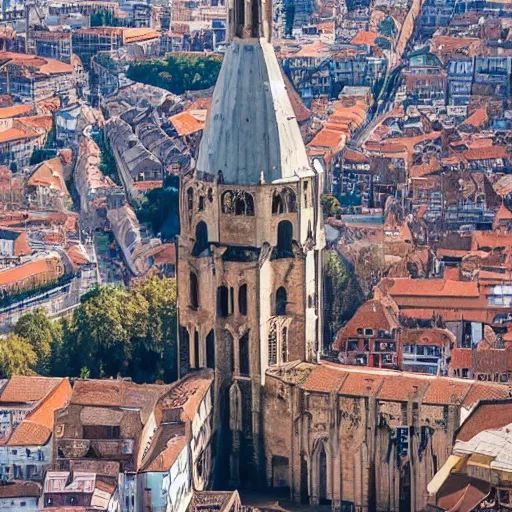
[[170, 111, 205, 136], [457, 401, 512, 442], [378, 374, 428, 401], [338, 371, 384, 396], [462, 382, 510, 407], [388, 279, 479, 298], [0, 104, 34, 119], [302, 365, 347, 393], [0, 481, 40, 498], [0, 376, 63, 404], [462, 145, 508, 161], [451, 348, 472, 370], [422, 378, 471, 405]]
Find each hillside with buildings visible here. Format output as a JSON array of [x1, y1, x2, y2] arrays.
[[1, 0, 512, 510]]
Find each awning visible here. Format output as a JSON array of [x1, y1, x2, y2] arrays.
[[436, 474, 491, 512], [428, 455, 464, 495]]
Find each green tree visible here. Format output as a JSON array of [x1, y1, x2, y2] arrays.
[[0, 333, 38, 378], [68, 286, 135, 378], [126, 53, 223, 95], [323, 251, 364, 348], [14, 308, 62, 375], [129, 276, 178, 382], [321, 194, 341, 218]]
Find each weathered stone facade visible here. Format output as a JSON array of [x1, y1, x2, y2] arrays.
[[176, 0, 325, 487], [263, 362, 510, 511]]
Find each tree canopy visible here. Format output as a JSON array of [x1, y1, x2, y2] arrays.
[[14, 308, 62, 375], [0, 333, 37, 378], [323, 250, 364, 349], [5, 276, 178, 383], [126, 53, 223, 95]]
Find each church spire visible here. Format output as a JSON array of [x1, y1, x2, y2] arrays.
[[227, 0, 271, 42]]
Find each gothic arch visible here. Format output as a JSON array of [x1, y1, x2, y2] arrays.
[[221, 190, 255, 215], [192, 221, 209, 257], [276, 220, 293, 258], [272, 187, 297, 214], [311, 437, 333, 505]]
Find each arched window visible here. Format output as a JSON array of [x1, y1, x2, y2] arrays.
[[268, 331, 277, 366], [239, 331, 250, 376], [222, 190, 254, 216], [193, 330, 200, 369], [190, 272, 199, 309], [187, 187, 194, 210], [192, 221, 209, 257], [238, 284, 248, 316], [276, 220, 293, 258], [281, 327, 288, 363], [180, 327, 190, 375], [217, 286, 229, 317], [206, 330, 215, 369], [221, 191, 234, 213], [272, 188, 297, 214], [276, 287, 287, 316], [272, 192, 283, 214]]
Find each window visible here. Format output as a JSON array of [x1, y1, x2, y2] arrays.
[[348, 340, 358, 351], [83, 425, 121, 439], [276, 287, 287, 316], [364, 328, 374, 336], [281, 327, 288, 363], [272, 188, 297, 214], [192, 221, 209, 257], [217, 286, 230, 317], [303, 181, 309, 208], [198, 196, 205, 211], [194, 330, 200, 369], [222, 190, 254, 215], [187, 187, 194, 210], [276, 220, 293, 258], [206, 330, 215, 369], [190, 272, 199, 310], [240, 331, 250, 375], [238, 284, 248, 316], [268, 331, 277, 366]]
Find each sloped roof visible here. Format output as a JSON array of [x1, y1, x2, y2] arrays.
[[197, 38, 312, 184], [0, 376, 63, 404]]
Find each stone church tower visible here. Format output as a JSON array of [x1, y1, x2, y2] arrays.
[[176, 0, 325, 487]]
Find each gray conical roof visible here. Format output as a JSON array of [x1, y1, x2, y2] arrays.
[[196, 37, 312, 185]]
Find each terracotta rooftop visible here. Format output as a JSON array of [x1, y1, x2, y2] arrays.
[[0, 376, 63, 404], [170, 110, 205, 136], [302, 364, 347, 393], [456, 400, 512, 442], [0, 51, 73, 75], [0, 481, 40, 498], [269, 363, 511, 407], [334, 298, 400, 350], [422, 379, 472, 405], [462, 145, 508, 161], [0, 104, 33, 119], [450, 348, 472, 370], [387, 278, 480, 298], [0, 126, 38, 144], [351, 31, 379, 46], [28, 156, 68, 196], [377, 374, 428, 402], [0, 256, 63, 288]]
